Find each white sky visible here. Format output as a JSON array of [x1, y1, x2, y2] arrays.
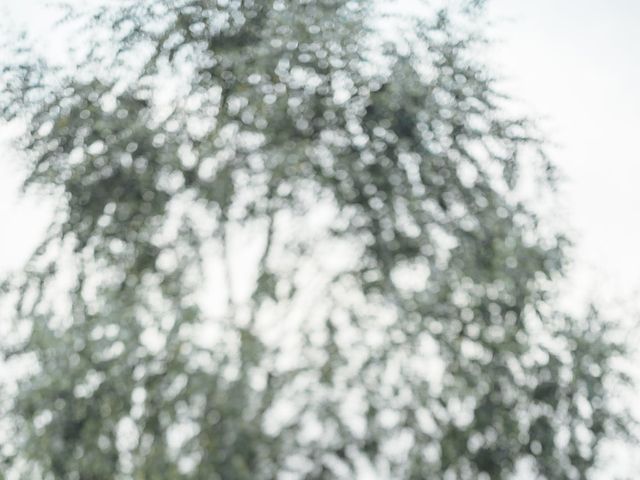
[[1, 0, 639, 476], [486, 0, 640, 303]]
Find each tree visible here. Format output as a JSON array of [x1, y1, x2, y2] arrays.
[[0, 0, 630, 478]]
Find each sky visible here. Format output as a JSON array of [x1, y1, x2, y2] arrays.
[[1, 0, 639, 476], [485, 0, 640, 305]]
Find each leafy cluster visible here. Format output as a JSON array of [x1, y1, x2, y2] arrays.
[[0, 1, 630, 479]]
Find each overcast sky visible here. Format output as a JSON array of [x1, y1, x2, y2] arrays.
[[487, 0, 640, 304], [1, 0, 639, 476]]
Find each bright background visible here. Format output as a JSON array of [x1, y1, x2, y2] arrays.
[[487, 0, 640, 308], [1, 0, 639, 476]]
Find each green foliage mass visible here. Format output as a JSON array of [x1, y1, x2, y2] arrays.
[[0, 0, 630, 478]]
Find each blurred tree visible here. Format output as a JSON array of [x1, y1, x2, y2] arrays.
[[0, 0, 631, 479]]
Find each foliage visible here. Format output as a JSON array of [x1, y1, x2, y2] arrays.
[[0, 0, 630, 478]]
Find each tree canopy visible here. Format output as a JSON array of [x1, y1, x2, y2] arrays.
[[0, 0, 631, 478]]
